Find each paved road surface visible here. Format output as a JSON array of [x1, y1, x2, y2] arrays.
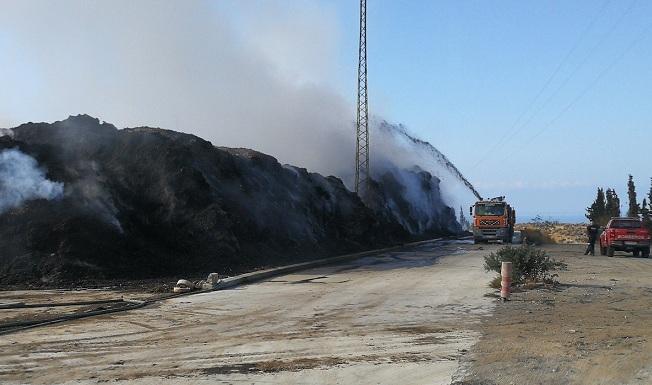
[[0, 240, 495, 385]]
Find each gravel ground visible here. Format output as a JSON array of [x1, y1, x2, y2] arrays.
[[456, 244, 652, 385]]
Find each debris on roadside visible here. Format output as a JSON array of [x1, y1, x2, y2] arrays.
[[202, 273, 223, 290], [173, 279, 194, 293], [173, 273, 224, 293]]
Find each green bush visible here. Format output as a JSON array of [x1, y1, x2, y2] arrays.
[[483, 246, 567, 283]]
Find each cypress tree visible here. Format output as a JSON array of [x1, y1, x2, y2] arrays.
[[641, 199, 651, 228], [641, 198, 650, 222], [605, 188, 621, 219], [459, 206, 469, 230], [627, 175, 639, 217], [586, 188, 606, 225], [646, 178, 652, 232], [614, 190, 622, 218]]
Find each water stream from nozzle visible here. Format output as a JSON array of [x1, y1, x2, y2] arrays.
[[380, 122, 483, 201]]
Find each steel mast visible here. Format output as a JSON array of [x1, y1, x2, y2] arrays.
[[354, 0, 369, 195]]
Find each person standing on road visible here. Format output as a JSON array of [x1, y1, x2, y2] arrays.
[[584, 222, 600, 255]]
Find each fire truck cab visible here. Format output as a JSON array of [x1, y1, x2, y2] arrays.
[[470, 196, 516, 244]]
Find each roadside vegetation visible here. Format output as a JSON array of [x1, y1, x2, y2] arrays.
[[586, 175, 652, 233], [515, 221, 586, 244], [484, 245, 567, 288], [519, 176, 652, 247], [516, 225, 556, 245]]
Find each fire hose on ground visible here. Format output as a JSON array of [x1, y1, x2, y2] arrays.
[[0, 299, 148, 336]]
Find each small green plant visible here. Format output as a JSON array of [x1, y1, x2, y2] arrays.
[[488, 275, 502, 289], [483, 245, 567, 284]]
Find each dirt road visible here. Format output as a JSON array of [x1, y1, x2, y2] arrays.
[[2, 242, 651, 385], [457, 244, 652, 385], [0, 240, 495, 385]]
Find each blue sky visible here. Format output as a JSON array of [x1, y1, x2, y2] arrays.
[[318, 0, 652, 219], [2, 0, 651, 221]]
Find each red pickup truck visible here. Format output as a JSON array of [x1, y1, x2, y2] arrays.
[[599, 217, 650, 257]]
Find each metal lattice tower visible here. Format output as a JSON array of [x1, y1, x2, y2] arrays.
[[354, 0, 369, 195]]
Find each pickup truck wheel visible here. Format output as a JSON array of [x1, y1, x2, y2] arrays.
[[633, 250, 640, 257], [607, 247, 615, 257]]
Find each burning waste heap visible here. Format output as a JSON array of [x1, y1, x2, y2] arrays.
[[0, 115, 462, 284]]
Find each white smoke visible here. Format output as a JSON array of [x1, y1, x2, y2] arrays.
[[370, 120, 479, 213], [0, 1, 353, 179], [379, 165, 450, 234], [67, 167, 123, 233], [0, 128, 14, 138], [0, 1, 478, 219], [0, 148, 64, 214]]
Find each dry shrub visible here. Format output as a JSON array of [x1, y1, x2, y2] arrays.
[[484, 245, 567, 284], [519, 228, 555, 245]]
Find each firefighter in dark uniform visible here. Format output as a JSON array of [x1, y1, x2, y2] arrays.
[[584, 222, 600, 255]]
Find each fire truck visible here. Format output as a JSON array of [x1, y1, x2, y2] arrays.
[[469, 196, 516, 244]]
